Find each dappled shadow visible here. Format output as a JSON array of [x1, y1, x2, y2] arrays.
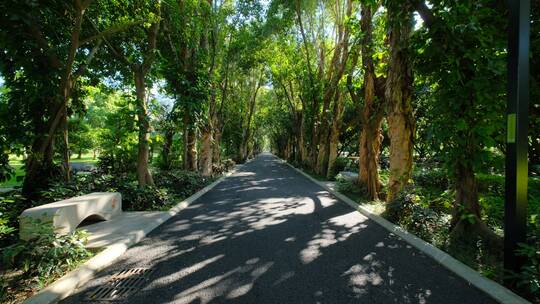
[[61, 154, 495, 304]]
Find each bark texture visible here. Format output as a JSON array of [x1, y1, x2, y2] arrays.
[[183, 112, 198, 171], [356, 3, 385, 201], [199, 126, 213, 176], [161, 129, 174, 169], [385, 3, 415, 202], [134, 69, 154, 187], [326, 91, 344, 179]]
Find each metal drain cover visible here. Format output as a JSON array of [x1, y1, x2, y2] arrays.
[[85, 268, 154, 301]]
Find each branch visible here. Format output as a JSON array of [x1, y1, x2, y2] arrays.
[[73, 39, 102, 78], [87, 18, 131, 66], [79, 20, 145, 46]]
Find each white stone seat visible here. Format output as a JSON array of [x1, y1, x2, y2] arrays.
[[19, 192, 122, 240]]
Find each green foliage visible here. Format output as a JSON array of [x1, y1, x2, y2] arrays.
[[385, 186, 448, 243], [1, 220, 92, 300], [511, 216, 540, 301], [413, 167, 448, 191], [0, 194, 29, 248], [155, 170, 212, 199]]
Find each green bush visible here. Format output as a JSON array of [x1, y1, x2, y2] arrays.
[[212, 159, 236, 176], [0, 194, 30, 248], [385, 186, 448, 243], [336, 178, 364, 196], [1, 220, 92, 301], [513, 218, 540, 301], [413, 167, 449, 190], [334, 157, 350, 173], [120, 184, 170, 211], [97, 150, 137, 175], [155, 170, 212, 199]]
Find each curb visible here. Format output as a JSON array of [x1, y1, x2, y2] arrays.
[[23, 164, 244, 304], [281, 159, 530, 304]]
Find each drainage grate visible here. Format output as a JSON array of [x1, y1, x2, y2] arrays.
[[85, 268, 154, 301]]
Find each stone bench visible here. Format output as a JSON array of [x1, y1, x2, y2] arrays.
[[19, 192, 122, 240]]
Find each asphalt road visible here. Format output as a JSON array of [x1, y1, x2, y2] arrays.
[[62, 153, 496, 304]]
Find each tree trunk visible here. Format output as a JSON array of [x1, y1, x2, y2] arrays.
[[213, 128, 222, 166], [327, 91, 344, 179], [315, 127, 330, 175], [62, 110, 71, 182], [296, 111, 306, 164], [183, 112, 198, 171], [356, 3, 385, 201], [315, 97, 332, 175], [199, 125, 213, 176], [161, 129, 174, 169], [134, 68, 154, 187], [385, 4, 415, 202], [450, 161, 502, 247], [22, 3, 87, 195], [358, 114, 384, 200], [240, 75, 261, 162]]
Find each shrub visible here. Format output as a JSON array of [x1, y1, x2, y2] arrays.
[[155, 170, 211, 199], [120, 184, 170, 211], [514, 241, 540, 300], [212, 159, 235, 176], [97, 150, 137, 175], [513, 218, 540, 302], [385, 186, 447, 243], [413, 167, 449, 190], [336, 178, 367, 199], [334, 157, 350, 173], [223, 159, 236, 172], [1, 220, 92, 299], [0, 194, 30, 248]]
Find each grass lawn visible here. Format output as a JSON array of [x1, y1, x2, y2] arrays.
[[0, 159, 24, 188], [71, 153, 98, 164], [0, 153, 99, 189]]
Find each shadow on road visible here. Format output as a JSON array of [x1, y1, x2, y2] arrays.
[[62, 154, 494, 304]]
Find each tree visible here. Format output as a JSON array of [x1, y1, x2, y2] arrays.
[[0, 0, 135, 196], [384, 1, 415, 202], [348, 1, 386, 200], [101, 0, 162, 186], [412, 0, 506, 242]]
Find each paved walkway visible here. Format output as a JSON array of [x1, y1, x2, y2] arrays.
[[62, 153, 495, 304]]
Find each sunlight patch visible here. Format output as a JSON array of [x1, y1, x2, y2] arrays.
[[226, 283, 253, 299]]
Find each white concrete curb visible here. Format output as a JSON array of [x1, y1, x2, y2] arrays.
[[24, 164, 245, 304], [282, 160, 530, 304]]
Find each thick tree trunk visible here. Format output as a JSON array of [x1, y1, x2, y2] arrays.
[[183, 112, 198, 171], [315, 95, 332, 175], [22, 3, 89, 196], [315, 127, 330, 176], [385, 4, 415, 202], [327, 91, 344, 179], [161, 129, 174, 169], [134, 69, 154, 187], [23, 130, 56, 197], [358, 115, 384, 200], [296, 111, 306, 164], [356, 3, 384, 201], [62, 110, 71, 182], [199, 125, 213, 176], [240, 76, 261, 162], [450, 161, 502, 246], [213, 128, 222, 166]]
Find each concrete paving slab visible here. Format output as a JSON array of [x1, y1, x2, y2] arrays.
[[80, 211, 169, 249]]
